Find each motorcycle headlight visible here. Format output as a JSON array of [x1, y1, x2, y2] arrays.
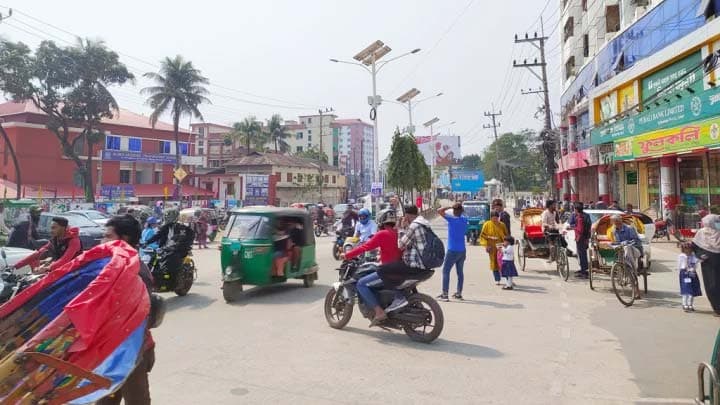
[[224, 266, 233, 275]]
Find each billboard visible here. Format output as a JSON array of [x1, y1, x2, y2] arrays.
[[451, 170, 484, 193], [415, 136, 461, 166], [244, 174, 270, 206]]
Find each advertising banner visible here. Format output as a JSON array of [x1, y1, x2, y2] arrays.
[[244, 174, 269, 206], [100, 185, 135, 200], [592, 84, 720, 145], [451, 170, 484, 192], [415, 136, 461, 166], [641, 51, 703, 102], [613, 116, 720, 159], [102, 150, 177, 164], [559, 147, 599, 171]]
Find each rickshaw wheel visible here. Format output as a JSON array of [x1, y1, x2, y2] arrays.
[[610, 262, 636, 307], [589, 267, 595, 290], [324, 288, 353, 329], [222, 281, 243, 303], [556, 248, 570, 281]]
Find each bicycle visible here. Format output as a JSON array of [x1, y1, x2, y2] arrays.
[[610, 242, 640, 307]]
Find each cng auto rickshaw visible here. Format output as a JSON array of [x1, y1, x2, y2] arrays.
[[462, 200, 490, 245], [220, 207, 319, 303]]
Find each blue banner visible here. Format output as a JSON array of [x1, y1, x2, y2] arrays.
[[101, 185, 135, 199], [102, 150, 177, 164], [451, 170, 484, 192]]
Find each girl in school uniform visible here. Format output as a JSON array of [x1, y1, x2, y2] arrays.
[[500, 236, 519, 290], [679, 242, 702, 312]]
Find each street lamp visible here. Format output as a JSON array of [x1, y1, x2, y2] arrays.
[[394, 89, 443, 135], [330, 41, 421, 184]]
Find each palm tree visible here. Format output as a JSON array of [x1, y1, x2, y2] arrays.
[[142, 56, 210, 198], [266, 114, 290, 153], [228, 116, 264, 155]]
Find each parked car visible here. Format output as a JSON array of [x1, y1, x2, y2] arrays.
[[562, 209, 654, 266], [38, 213, 104, 250], [66, 209, 111, 226]]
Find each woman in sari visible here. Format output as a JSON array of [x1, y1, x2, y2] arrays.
[[480, 211, 508, 285], [692, 214, 720, 315]]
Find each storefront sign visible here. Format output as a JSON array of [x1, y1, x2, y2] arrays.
[[558, 147, 599, 171], [100, 185, 135, 199], [102, 150, 177, 164], [614, 116, 720, 159], [641, 51, 703, 102], [592, 84, 720, 145]]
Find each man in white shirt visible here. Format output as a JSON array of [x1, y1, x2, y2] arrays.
[[541, 200, 560, 262]]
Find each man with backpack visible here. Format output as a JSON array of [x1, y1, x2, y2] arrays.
[[376, 205, 444, 325], [569, 202, 592, 278]]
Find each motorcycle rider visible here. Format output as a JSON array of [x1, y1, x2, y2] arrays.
[[344, 209, 404, 324], [14, 216, 82, 273], [99, 214, 158, 405], [141, 217, 159, 250], [341, 208, 358, 235], [143, 208, 195, 288], [7, 206, 42, 249], [354, 208, 377, 243]]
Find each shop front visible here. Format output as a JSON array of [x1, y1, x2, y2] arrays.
[[613, 117, 720, 226], [557, 147, 601, 203]]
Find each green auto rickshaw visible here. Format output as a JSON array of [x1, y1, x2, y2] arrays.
[[220, 206, 319, 303], [463, 200, 490, 245]]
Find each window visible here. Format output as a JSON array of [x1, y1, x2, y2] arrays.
[[324, 175, 329, 184], [308, 135, 312, 142], [606, 5, 620, 33], [563, 17, 574, 42], [296, 146, 303, 153], [275, 172, 281, 182], [204, 182, 213, 191], [225, 182, 236, 197], [210, 160, 220, 168], [198, 127, 205, 136], [106, 135, 121, 150], [160, 140, 172, 154], [154, 171, 162, 184], [128, 137, 142, 152], [198, 147, 204, 155], [582, 34, 589, 57], [565, 55, 576, 80], [297, 174, 303, 182], [198, 140, 204, 147], [179, 142, 189, 155], [308, 129, 312, 134], [296, 132, 303, 140], [581, 0, 587, 11], [332, 175, 336, 184], [307, 117, 312, 124], [119, 169, 131, 184]]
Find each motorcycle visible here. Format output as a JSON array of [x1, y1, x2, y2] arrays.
[[141, 247, 196, 296], [323, 258, 444, 343], [653, 217, 670, 240], [314, 219, 329, 237], [0, 249, 44, 304], [333, 222, 354, 261]]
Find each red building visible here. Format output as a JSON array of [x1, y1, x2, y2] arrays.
[[0, 101, 212, 202]]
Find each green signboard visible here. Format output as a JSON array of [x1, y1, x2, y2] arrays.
[[613, 116, 720, 159], [592, 83, 720, 145], [641, 51, 703, 102]]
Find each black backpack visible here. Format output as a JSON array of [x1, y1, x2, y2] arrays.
[[419, 224, 445, 269]]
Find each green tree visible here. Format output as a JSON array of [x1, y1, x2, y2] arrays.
[[387, 128, 429, 197], [266, 114, 290, 153], [295, 145, 328, 162], [0, 39, 134, 201], [143, 55, 210, 197], [482, 130, 548, 191], [461, 153, 482, 169], [227, 116, 264, 154]]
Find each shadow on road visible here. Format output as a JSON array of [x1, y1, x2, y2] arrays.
[[456, 299, 525, 309], [342, 326, 503, 358], [227, 282, 329, 306], [165, 293, 217, 311], [512, 285, 547, 294]]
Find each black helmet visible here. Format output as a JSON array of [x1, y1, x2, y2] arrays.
[[377, 209, 397, 226]]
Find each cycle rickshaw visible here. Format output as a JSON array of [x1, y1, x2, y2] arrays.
[[517, 208, 570, 281], [589, 213, 649, 306]]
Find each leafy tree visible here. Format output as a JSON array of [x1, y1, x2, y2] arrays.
[[143, 55, 210, 197], [266, 114, 290, 153], [387, 128, 430, 197], [461, 153, 482, 169], [0, 39, 133, 201], [227, 116, 264, 154], [482, 130, 548, 191], [295, 145, 328, 162]]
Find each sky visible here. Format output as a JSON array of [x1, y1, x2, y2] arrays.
[[0, 0, 562, 160]]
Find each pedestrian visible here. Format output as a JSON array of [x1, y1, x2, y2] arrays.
[[492, 198, 511, 236], [692, 214, 720, 316], [195, 211, 209, 249], [625, 203, 634, 214], [678, 242, 701, 312], [570, 202, 592, 278], [436, 202, 468, 301], [480, 211, 508, 285], [500, 235, 518, 290]]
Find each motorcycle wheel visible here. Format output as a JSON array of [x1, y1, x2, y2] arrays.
[[314, 226, 322, 237], [332, 244, 341, 261], [174, 263, 195, 296], [403, 293, 444, 343], [324, 288, 353, 329], [222, 280, 243, 303]]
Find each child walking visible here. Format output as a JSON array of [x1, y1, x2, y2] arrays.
[[500, 236, 518, 290], [678, 242, 702, 312]]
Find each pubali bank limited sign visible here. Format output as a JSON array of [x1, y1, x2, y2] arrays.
[[613, 117, 720, 159]]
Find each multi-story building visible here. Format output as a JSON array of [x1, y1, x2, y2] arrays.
[[557, 0, 720, 230], [189, 122, 235, 169], [332, 118, 375, 196], [0, 101, 212, 203], [286, 113, 337, 165]]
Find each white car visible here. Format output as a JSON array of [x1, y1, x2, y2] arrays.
[[562, 209, 654, 267]]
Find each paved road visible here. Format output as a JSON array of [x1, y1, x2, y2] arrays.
[[149, 216, 717, 404]]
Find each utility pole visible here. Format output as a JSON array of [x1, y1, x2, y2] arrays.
[[318, 107, 334, 203], [483, 106, 502, 178], [513, 17, 555, 195]]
